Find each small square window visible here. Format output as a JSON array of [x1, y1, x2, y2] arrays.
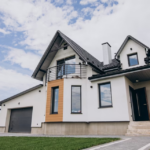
[[128, 53, 139, 66]]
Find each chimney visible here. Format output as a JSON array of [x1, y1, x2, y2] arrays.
[[102, 42, 112, 65]]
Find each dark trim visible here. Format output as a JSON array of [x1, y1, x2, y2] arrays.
[[32, 32, 59, 80], [102, 42, 111, 47], [0, 84, 43, 106], [39, 69, 46, 73], [128, 53, 139, 67], [98, 82, 113, 108], [88, 62, 104, 73], [71, 85, 82, 114], [115, 35, 150, 58], [71, 113, 82, 114], [51, 86, 59, 114], [89, 65, 150, 80]]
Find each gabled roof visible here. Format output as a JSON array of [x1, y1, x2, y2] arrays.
[[115, 35, 150, 58], [0, 84, 43, 106], [32, 30, 103, 81]]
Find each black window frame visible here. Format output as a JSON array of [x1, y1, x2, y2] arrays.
[[128, 53, 139, 67], [98, 82, 113, 108], [71, 85, 82, 114], [51, 86, 59, 114]]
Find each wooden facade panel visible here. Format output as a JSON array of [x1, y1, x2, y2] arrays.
[[45, 79, 64, 122]]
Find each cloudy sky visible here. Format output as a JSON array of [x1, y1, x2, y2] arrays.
[[0, 0, 150, 100]]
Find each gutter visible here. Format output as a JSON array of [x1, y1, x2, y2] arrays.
[[89, 65, 150, 82]]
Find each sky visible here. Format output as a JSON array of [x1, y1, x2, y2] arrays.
[[0, 0, 150, 100]]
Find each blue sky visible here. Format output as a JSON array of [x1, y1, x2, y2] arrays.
[[0, 0, 150, 100]]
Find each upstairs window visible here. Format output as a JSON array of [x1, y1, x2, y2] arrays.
[[99, 83, 112, 108], [128, 53, 139, 66], [57, 56, 75, 78], [52, 87, 59, 114], [71, 86, 81, 113]]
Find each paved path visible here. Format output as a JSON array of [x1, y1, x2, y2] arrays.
[[0, 133, 150, 150]]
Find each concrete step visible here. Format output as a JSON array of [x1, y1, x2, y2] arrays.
[[126, 121, 150, 136], [128, 125, 150, 130], [126, 129, 150, 136]]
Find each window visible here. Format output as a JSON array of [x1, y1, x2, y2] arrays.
[[52, 87, 59, 114], [99, 83, 112, 108], [57, 56, 75, 78], [128, 53, 139, 66], [71, 86, 81, 113]]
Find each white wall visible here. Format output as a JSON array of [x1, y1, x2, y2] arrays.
[[87, 76, 130, 121], [49, 46, 82, 68], [63, 74, 130, 122], [63, 78, 88, 122], [0, 86, 47, 128], [120, 39, 146, 70]]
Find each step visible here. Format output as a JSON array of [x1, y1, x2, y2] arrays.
[[128, 125, 150, 130], [126, 129, 150, 136], [130, 121, 150, 126]]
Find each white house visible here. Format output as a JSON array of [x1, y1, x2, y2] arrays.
[[0, 31, 150, 135]]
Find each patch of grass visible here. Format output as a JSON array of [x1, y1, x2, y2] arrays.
[[0, 137, 119, 150]]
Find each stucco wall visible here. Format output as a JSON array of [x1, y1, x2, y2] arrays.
[[0, 86, 47, 130], [49, 46, 82, 68], [87, 76, 130, 121], [63, 75, 130, 122], [120, 39, 146, 70]]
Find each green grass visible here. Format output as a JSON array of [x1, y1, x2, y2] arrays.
[[0, 137, 120, 150]]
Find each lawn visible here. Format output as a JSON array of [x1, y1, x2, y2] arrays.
[[0, 137, 119, 150]]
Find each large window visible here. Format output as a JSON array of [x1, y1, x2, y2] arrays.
[[52, 87, 59, 114], [128, 53, 139, 66], [71, 86, 81, 113], [57, 56, 75, 78], [99, 83, 112, 108]]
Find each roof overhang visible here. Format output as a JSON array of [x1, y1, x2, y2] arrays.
[[0, 84, 43, 106], [89, 65, 150, 82]]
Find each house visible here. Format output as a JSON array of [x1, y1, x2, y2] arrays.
[[0, 30, 150, 135]]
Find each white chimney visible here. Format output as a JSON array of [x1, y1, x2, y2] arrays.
[[102, 42, 112, 65]]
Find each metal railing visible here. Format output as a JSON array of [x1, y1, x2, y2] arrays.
[[47, 64, 87, 82]]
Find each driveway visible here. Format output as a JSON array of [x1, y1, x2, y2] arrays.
[[0, 133, 150, 150]]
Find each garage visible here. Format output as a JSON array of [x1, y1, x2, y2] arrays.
[[9, 107, 33, 133]]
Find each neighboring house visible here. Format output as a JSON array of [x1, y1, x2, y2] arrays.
[[0, 31, 150, 135]]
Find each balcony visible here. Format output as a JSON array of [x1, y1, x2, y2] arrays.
[[47, 64, 87, 82]]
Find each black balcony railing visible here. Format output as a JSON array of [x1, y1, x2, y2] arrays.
[[47, 64, 87, 82]]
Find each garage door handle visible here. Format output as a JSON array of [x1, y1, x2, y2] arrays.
[[144, 104, 147, 105]]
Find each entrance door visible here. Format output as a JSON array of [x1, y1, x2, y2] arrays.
[[9, 107, 33, 133], [129, 87, 149, 121]]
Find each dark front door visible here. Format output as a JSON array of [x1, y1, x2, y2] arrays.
[[129, 87, 149, 121], [9, 107, 33, 133]]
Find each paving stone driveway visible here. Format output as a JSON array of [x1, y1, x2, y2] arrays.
[[0, 133, 150, 150]]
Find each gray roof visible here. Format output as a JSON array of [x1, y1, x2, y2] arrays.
[[101, 59, 121, 70], [0, 84, 43, 106], [32, 30, 104, 81], [115, 35, 150, 58]]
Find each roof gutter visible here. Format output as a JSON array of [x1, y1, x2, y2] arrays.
[[89, 65, 150, 82]]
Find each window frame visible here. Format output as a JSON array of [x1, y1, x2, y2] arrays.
[[71, 85, 82, 114], [51, 86, 59, 114], [128, 53, 139, 67], [98, 82, 113, 108]]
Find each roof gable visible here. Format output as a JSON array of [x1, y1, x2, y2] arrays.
[[115, 35, 149, 58], [32, 30, 103, 81]]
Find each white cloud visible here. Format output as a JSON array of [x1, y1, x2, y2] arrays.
[[0, 0, 150, 62], [66, 0, 73, 5], [2, 45, 41, 71], [0, 66, 41, 100], [80, 0, 97, 5], [0, 28, 10, 34], [82, 7, 94, 15]]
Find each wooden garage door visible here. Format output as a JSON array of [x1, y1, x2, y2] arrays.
[[9, 107, 33, 133]]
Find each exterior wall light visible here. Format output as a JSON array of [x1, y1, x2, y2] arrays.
[[136, 80, 139, 82]]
